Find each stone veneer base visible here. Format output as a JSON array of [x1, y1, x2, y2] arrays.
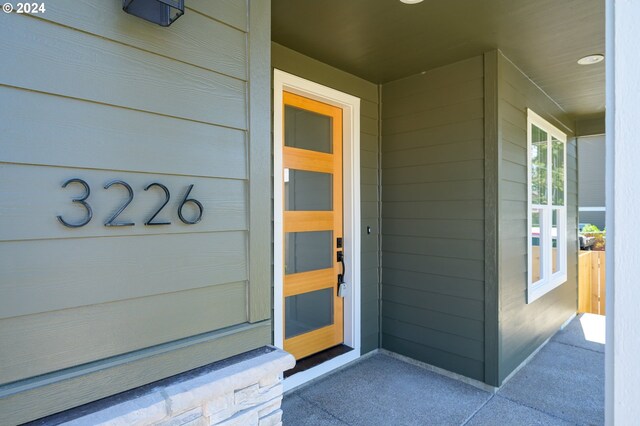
[[30, 346, 295, 426]]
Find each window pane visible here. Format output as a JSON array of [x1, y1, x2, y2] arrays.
[[285, 105, 333, 153], [531, 209, 542, 283], [285, 231, 333, 274], [552, 209, 560, 274], [531, 125, 548, 205], [285, 288, 334, 339], [285, 169, 333, 211], [552, 138, 565, 206]]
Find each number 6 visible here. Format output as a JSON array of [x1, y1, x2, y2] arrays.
[[178, 184, 203, 224]]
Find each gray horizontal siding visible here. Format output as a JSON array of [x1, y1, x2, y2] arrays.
[[0, 323, 270, 426], [38, 0, 247, 79], [0, 1, 271, 422], [0, 6, 254, 382], [383, 218, 484, 240], [383, 269, 484, 301], [383, 301, 484, 340], [383, 200, 484, 220], [271, 43, 381, 354], [381, 55, 486, 381], [0, 164, 247, 242], [496, 52, 578, 384], [382, 334, 484, 380], [383, 285, 483, 321], [0, 231, 247, 320], [188, 0, 248, 31], [382, 318, 483, 361], [0, 87, 247, 180], [383, 235, 484, 260], [382, 99, 484, 136], [382, 119, 484, 153], [0, 281, 247, 384], [1, 14, 246, 129]]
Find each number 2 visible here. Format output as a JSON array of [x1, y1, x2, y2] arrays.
[[104, 180, 135, 227], [144, 183, 171, 225]]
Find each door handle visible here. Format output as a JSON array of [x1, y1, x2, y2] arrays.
[[337, 251, 346, 297], [337, 251, 346, 284]]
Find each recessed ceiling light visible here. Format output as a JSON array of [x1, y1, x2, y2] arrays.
[[577, 54, 604, 65], [400, 0, 424, 4]]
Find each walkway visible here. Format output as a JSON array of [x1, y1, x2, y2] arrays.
[[282, 314, 605, 425]]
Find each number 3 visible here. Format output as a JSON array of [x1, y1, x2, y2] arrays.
[[57, 178, 93, 228]]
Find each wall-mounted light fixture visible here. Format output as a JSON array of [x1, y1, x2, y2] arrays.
[[123, 0, 184, 27]]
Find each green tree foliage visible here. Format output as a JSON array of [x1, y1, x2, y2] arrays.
[[581, 223, 606, 251]]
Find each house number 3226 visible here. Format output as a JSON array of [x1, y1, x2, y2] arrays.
[[56, 178, 203, 228]]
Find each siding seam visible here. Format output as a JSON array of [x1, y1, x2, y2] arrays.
[[185, 6, 248, 33], [380, 334, 485, 364], [23, 13, 248, 82], [0, 83, 249, 132]]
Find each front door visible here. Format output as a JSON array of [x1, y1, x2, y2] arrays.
[[282, 91, 344, 360]]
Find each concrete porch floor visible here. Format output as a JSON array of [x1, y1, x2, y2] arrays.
[[282, 314, 605, 425]]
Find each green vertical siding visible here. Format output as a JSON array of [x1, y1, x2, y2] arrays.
[[381, 56, 486, 382], [496, 51, 578, 384], [271, 43, 381, 354]]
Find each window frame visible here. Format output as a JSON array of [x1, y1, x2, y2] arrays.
[[527, 109, 568, 303]]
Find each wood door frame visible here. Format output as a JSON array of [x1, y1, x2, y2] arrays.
[[273, 69, 361, 390]]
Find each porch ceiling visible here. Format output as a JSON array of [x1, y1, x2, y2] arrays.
[[272, 0, 605, 119]]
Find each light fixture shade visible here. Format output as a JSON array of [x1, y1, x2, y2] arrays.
[[577, 54, 604, 65], [123, 0, 184, 27]]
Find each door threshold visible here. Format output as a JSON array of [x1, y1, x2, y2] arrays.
[[285, 344, 353, 378], [282, 348, 360, 392]]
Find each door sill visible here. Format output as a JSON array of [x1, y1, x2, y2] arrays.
[[282, 348, 360, 392], [284, 344, 353, 378]]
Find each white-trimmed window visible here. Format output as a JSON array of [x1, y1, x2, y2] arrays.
[[527, 109, 567, 303]]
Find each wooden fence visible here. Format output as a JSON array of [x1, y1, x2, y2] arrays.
[[578, 250, 606, 315]]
